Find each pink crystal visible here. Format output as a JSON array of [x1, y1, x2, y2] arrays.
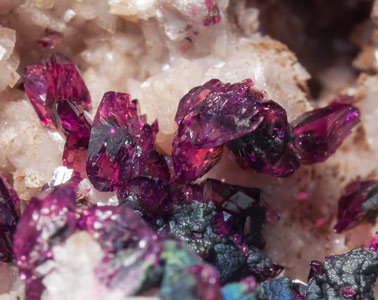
[[340, 286, 357, 298], [203, 0, 221, 26], [292, 102, 360, 164], [0, 174, 20, 262], [334, 180, 378, 233], [181, 79, 263, 148], [57, 100, 91, 174], [37, 29, 64, 49], [172, 122, 223, 182], [24, 54, 91, 129], [87, 92, 157, 191], [13, 184, 77, 281]]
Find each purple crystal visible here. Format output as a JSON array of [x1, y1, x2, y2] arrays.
[[118, 176, 172, 220], [87, 92, 156, 191], [292, 102, 360, 164], [212, 211, 233, 237], [172, 122, 223, 182], [334, 180, 378, 233], [13, 184, 77, 281], [203, 0, 221, 26], [227, 100, 300, 177], [57, 100, 91, 174], [79, 205, 162, 294], [24, 54, 91, 129], [175, 79, 223, 124], [188, 264, 223, 300], [180, 79, 263, 148], [38, 29, 64, 49], [308, 260, 324, 281], [78, 205, 155, 255], [0, 175, 20, 262], [25, 278, 45, 300]]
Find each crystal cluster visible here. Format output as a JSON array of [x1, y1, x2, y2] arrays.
[[5, 51, 371, 300], [173, 78, 360, 180]]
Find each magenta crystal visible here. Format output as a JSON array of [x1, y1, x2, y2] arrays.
[[203, 0, 221, 26], [13, 184, 77, 281], [78, 205, 155, 255], [340, 286, 357, 298], [180, 79, 263, 148], [172, 122, 223, 182], [87, 91, 157, 191], [0, 175, 20, 262], [57, 99, 91, 174], [118, 176, 172, 220], [292, 102, 360, 164], [24, 54, 91, 129], [334, 180, 378, 233], [79, 205, 162, 294], [227, 100, 300, 177], [38, 29, 64, 49]]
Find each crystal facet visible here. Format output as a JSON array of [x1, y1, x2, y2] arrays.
[[334, 180, 378, 233], [87, 92, 156, 191], [13, 184, 77, 281], [227, 101, 300, 177], [292, 102, 360, 164]]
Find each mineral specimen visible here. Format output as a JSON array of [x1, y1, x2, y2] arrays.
[[24, 54, 92, 129], [292, 102, 360, 164], [13, 184, 77, 298], [334, 180, 378, 233], [305, 248, 378, 299], [86, 92, 156, 191]]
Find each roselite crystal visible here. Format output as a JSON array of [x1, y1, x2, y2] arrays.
[[13, 184, 77, 281], [78, 205, 162, 294], [227, 101, 300, 177], [87, 91, 157, 191], [0, 175, 20, 262], [118, 176, 172, 220], [334, 180, 378, 233], [172, 122, 223, 182], [292, 102, 360, 164], [203, 0, 221, 26], [24, 53, 91, 129], [181, 79, 263, 148], [57, 99, 91, 174]]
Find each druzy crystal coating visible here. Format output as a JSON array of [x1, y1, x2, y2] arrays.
[[0, 175, 20, 262], [13, 183, 76, 291], [292, 102, 360, 164], [334, 180, 378, 233]]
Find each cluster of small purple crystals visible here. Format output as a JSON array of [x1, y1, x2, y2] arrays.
[[0, 53, 372, 299], [173, 78, 360, 180]]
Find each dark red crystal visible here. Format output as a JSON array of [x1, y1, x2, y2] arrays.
[[227, 101, 300, 177], [87, 92, 156, 191], [292, 102, 360, 164], [172, 122, 223, 182], [24, 54, 91, 129], [0, 175, 20, 262], [181, 79, 263, 148], [334, 180, 378, 233], [13, 184, 77, 281]]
